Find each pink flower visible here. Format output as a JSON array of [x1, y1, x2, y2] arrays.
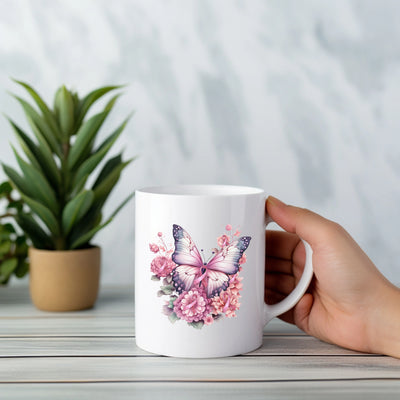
[[149, 243, 159, 253], [238, 253, 247, 264], [233, 229, 240, 237], [225, 224, 232, 231], [229, 274, 243, 295], [217, 234, 230, 248], [211, 289, 240, 318], [173, 288, 210, 323], [157, 232, 163, 237], [150, 256, 176, 277], [203, 315, 214, 325]]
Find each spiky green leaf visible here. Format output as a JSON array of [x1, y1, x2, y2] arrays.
[[2, 163, 36, 199], [21, 195, 59, 237], [93, 159, 132, 205], [67, 110, 109, 170], [69, 218, 112, 250], [6, 117, 61, 188], [13, 147, 59, 215], [12, 148, 59, 215], [15, 213, 54, 249], [55, 85, 75, 139], [75, 85, 124, 127], [12, 79, 61, 139], [62, 190, 94, 236], [73, 114, 132, 187], [12, 95, 62, 157]]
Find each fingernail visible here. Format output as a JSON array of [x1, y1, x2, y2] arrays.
[[267, 196, 286, 207]]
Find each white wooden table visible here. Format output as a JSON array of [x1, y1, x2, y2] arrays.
[[1, 286, 400, 399]]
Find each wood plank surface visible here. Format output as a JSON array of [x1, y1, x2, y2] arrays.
[[1, 285, 399, 398], [1, 356, 400, 383], [1, 381, 400, 400], [0, 336, 361, 357]]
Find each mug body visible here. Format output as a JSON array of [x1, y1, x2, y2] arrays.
[[135, 185, 265, 357]]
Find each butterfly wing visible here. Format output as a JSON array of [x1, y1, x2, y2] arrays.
[[206, 270, 230, 298], [171, 225, 204, 293], [172, 265, 202, 294], [171, 224, 203, 267], [207, 236, 251, 275]]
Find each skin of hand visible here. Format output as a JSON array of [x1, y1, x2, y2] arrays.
[[265, 196, 400, 358]]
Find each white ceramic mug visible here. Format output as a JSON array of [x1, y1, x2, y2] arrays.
[[135, 185, 313, 358]]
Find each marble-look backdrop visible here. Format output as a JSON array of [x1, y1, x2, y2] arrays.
[[0, 0, 399, 284]]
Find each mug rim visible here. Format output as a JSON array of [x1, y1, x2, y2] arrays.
[[136, 184, 264, 197]]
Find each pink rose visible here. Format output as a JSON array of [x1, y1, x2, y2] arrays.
[[149, 243, 159, 253], [225, 224, 232, 231], [151, 256, 176, 277], [217, 234, 230, 248]]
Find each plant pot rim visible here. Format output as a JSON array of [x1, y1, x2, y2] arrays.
[[29, 245, 101, 256]]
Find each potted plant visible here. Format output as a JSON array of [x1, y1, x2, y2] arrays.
[[0, 181, 29, 285], [2, 80, 134, 311]]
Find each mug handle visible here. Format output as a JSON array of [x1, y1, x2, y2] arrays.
[[263, 215, 314, 325]]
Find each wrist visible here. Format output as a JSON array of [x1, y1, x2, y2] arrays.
[[368, 282, 400, 358]]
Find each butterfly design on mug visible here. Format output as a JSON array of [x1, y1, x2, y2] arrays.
[[148, 224, 252, 328], [171, 225, 251, 298]]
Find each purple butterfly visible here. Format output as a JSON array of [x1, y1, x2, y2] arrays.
[[171, 224, 251, 298]]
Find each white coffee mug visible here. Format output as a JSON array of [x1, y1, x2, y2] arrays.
[[135, 184, 313, 358]]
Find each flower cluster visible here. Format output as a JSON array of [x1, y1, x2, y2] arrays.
[[149, 224, 249, 329]]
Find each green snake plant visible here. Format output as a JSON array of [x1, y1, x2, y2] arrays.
[[2, 80, 134, 251]]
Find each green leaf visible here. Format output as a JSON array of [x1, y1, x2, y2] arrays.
[[151, 275, 160, 281], [15, 213, 54, 249], [107, 192, 134, 220], [0, 240, 11, 256], [62, 190, 94, 236], [168, 312, 179, 323], [69, 218, 112, 250], [70, 174, 89, 199], [15, 236, 28, 257], [92, 159, 133, 205], [188, 321, 204, 329], [12, 79, 61, 139], [72, 114, 132, 187], [12, 94, 62, 157], [93, 153, 122, 188], [7, 200, 23, 212], [0, 257, 18, 279], [3, 223, 16, 234], [15, 259, 29, 278], [2, 163, 37, 199], [6, 117, 61, 188], [76, 85, 124, 127], [5, 116, 42, 171], [0, 181, 12, 197], [12, 148, 59, 215], [54, 85, 75, 138], [67, 110, 109, 170], [69, 192, 133, 250], [21, 194, 60, 237]]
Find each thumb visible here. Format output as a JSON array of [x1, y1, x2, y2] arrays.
[[266, 196, 335, 247]]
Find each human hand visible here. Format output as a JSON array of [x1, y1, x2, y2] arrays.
[[265, 196, 400, 358]]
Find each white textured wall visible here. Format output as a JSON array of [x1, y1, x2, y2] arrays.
[[1, 0, 399, 285]]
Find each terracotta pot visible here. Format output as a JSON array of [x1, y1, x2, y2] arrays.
[[29, 246, 101, 312]]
